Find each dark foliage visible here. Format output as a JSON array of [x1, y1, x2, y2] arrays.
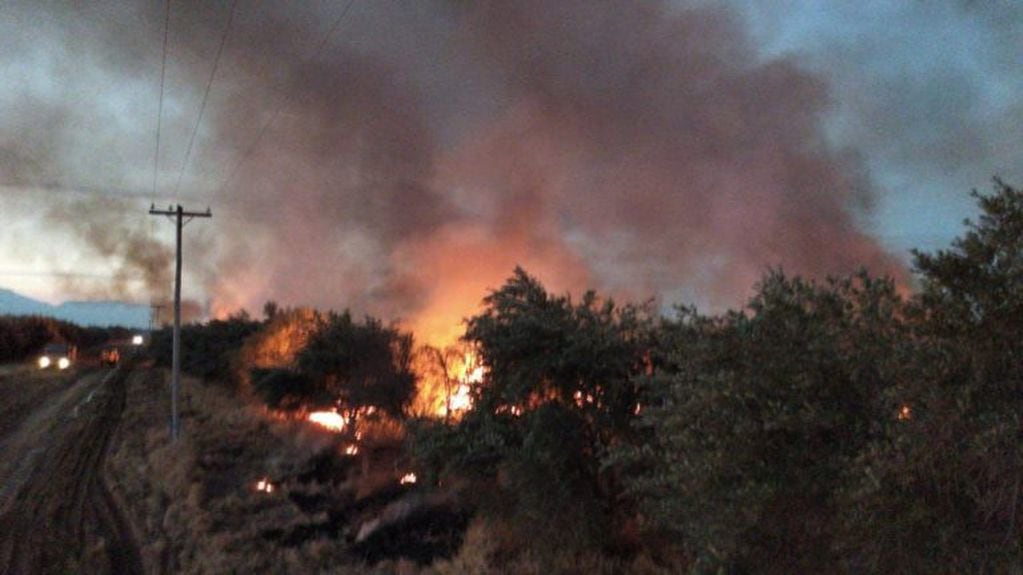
[[608, 179, 1023, 573], [404, 179, 1023, 573], [296, 311, 417, 420], [0, 315, 135, 363], [835, 180, 1023, 572], [613, 271, 905, 572], [410, 267, 654, 553], [150, 311, 262, 385], [251, 367, 328, 411]]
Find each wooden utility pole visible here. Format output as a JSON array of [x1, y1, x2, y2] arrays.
[[149, 204, 211, 441]]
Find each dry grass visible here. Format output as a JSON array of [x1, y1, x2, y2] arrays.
[[422, 517, 680, 575], [104, 369, 368, 574], [102, 367, 679, 574], [0, 365, 79, 438]]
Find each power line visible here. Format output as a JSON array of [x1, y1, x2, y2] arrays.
[[152, 0, 172, 198], [1, 181, 153, 199], [173, 0, 241, 198], [215, 0, 358, 197]]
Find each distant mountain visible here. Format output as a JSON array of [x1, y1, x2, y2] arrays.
[[0, 287, 150, 329], [0, 288, 52, 316]]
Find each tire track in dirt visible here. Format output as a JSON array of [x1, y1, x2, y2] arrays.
[[0, 366, 144, 574]]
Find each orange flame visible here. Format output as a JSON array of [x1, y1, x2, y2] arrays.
[[255, 478, 275, 493], [308, 410, 348, 432], [897, 404, 912, 421], [435, 353, 484, 418], [399, 472, 417, 485]]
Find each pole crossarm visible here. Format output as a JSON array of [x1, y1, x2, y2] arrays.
[[149, 204, 212, 218], [148, 203, 212, 441]]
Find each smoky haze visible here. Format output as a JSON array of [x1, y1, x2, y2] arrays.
[[1, 0, 909, 341]]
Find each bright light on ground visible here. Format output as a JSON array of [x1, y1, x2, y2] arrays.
[[308, 410, 347, 432]]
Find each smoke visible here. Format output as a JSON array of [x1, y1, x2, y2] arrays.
[[1, 0, 918, 342], [42, 197, 171, 300]]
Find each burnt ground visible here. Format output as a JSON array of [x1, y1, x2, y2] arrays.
[[0, 365, 143, 574], [99, 367, 473, 574]]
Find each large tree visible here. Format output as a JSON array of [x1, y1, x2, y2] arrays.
[[837, 180, 1023, 571], [296, 311, 417, 421], [411, 268, 654, 551], [614, 270, 906, 572]]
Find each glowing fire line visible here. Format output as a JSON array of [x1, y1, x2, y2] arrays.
[[308, 410, 347, 432], [436, 353, 484, 418]]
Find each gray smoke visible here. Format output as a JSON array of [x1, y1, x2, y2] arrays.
[[1, 0, 954, 334]]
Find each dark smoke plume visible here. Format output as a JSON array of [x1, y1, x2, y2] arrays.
[[1, 0, 910, 339], [44, 197, 172, 300]]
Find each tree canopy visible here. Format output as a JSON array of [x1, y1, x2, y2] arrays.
[[610, 179, 1023, 572], [296, 311, 417, 420], [411, 267, 654, 552]]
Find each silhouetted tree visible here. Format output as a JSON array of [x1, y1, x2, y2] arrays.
[[613, 270, 905, 572], [297, 311, 417, 421], [411, 268, 653, 553], [263, 300, 280, 321], [837, 179, 1023, 571], [151, 311, 262, 385]]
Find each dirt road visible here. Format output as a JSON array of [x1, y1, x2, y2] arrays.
[[0, 366, 143, 574]]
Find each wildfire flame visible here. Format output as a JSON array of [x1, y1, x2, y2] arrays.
[[496, 404, 523, 417], [255, 478, 275, 494], [308, 410, 348, 432], [898, 404, 912, 421], [435, 352, 484, 418], [399, 472, 417, 485], [344, 444, 359, 456], [448, 384, 472, 413], [573, 390, 596, 407]]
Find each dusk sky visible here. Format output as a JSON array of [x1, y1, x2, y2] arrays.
[[1, 0, 1020, 343]]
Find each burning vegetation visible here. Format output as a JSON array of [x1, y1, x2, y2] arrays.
[[254, 477, 276, 494], [307, 410, 347, 432], [134, 184, 1023, 573]]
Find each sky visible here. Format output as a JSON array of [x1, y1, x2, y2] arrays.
[[0, 0, 1019, 343]]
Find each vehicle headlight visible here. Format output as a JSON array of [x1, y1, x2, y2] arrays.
[[38, 356, 51, 369], [58, 357, 70, 370], [132, 334, 144, 346]]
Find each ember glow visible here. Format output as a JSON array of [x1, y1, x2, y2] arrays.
[[399, 473, 417, 485], [255, 478, 275, 494], [496, 405, 524, 418], [573, 391, 596, 408], [308, 410, 347, 432], [898, 405, 913, 421]]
